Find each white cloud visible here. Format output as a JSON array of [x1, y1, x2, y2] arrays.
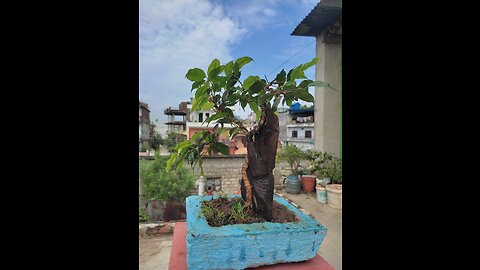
[[139, 0, 321, 121], [140, 0, 246, 120]]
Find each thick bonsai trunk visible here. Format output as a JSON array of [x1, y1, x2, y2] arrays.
[[241, 107, 279, 221]]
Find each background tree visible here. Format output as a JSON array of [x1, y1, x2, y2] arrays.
[[163, 131, 186, 153], [277, 145, 307, 175], [149, 122, 164, 151], [167, 56, 333, 221]]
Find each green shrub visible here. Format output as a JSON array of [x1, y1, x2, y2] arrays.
[[140, 153, 195, 203], [139, 208, 151, 222], [276, 145, 306, 175]]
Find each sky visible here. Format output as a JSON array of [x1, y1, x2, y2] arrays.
[[140, 0, 320, 123]]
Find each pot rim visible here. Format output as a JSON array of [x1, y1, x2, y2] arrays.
[[326, 184, 342, 193]]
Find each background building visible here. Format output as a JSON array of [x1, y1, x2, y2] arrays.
[[292, 0, 342, 157], [164, 101, 189, 137], [139, 101, 151, 151], [279, 103, 315, 151]]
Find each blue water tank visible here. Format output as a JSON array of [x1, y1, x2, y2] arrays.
[[285, 175, 301, 194]]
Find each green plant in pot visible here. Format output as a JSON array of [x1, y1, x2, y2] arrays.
[[277, 145, 307, 194], [165, 56, 334, 269], [316, 152, 336, 186], [325, 156, 342, 209], [331, 157, 342, 184], [166, 56, 333, 220]]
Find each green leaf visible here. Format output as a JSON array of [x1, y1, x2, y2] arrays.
[[229, 127, 239, 138], [258, 93, 273, 106], [191, 131, 204, 142], [175, 139, 192, 151], [275, 69, 286, 85], [212, 75, 227, 86], [289, 65, 307, 81], [227, 93, 241, 103], [294, 89, 314, 103], [201, 101, 215, 110], [272, 96, 281, 110], [249, 101, 261, 121], [284, 81, 296, 89], [224, 108, 235, 119], [243, 76, 260, 90], [301, 57, 319, 71], [191, 95, 207, 111], [208, 66, 224, 80], [227, 71, 240, 88], [191, 79, 205, 91], [287, 68, 293, 82], [195, 83, 209, 99], [233, 62, 240, 74], [286, 98, 293, 107], [308, 81, 336, 90], [298, 79, 313, 89], [166, 153, 177, 173], [249, 80, 264, 94], [212, 83, 221, 92], [240, 98, 247, 110], [186, 68, 206, 82], [212, 142, 230, 155], [224, 61, 234, 76], [205, 112, 229, 124], [235, 56, 253, 69], [284, 93, 293, 107], [208, 59, 220, 76], [204, 134, 214, 144]]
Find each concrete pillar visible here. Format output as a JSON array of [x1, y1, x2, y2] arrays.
[[314, 31, 341, 157]]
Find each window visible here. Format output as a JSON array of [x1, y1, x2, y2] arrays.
[[205, 113, 210, 119], [207, 177, 222, 192], [198, 113, 203, 122], [305, 130, 312, 138], [292, 130, 298, 138]]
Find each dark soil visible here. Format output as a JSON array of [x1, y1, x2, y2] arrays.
[[201, 197, 298, 227]]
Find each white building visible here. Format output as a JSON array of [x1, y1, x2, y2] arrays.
[[280, 103, 315, 151]]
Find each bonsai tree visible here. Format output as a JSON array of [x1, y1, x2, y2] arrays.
[[277, 145, 307, 176], [166, 56, 333, 221]]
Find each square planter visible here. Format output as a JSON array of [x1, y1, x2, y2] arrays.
[[186, 195, 328, 270]]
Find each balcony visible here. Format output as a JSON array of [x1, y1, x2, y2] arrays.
[[164, 108, 187, 116]]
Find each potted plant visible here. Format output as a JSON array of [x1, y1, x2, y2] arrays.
[[167, 56, 333, 269], [326, 156, 342, 209], [276, 145, 306, 194], [305, 150, 330, 203], [314, 152, 335, 187]]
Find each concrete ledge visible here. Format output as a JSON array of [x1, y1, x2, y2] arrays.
[[186, 195, 328, 270], [139, 222, 176, 238]]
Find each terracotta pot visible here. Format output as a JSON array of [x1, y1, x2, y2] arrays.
[[300, 175, 316, 192]]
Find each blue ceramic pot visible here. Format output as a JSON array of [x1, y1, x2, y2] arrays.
[[285, 175, 301, 194]]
